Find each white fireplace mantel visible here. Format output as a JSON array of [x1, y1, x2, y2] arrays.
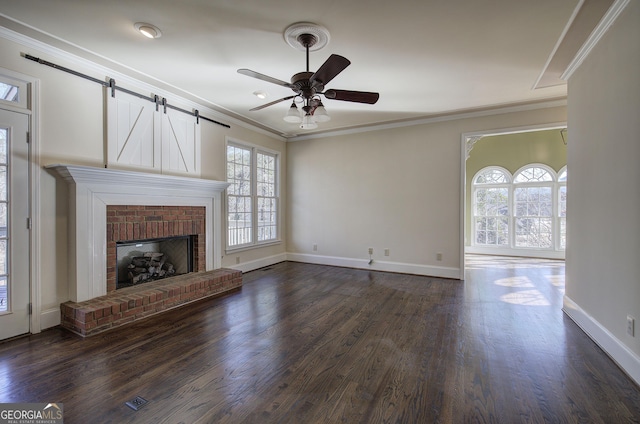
[[47, 164, 230, 302]]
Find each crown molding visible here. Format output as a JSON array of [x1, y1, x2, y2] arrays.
[[561, 0, 631, 81], [286, 98, 567, 142]]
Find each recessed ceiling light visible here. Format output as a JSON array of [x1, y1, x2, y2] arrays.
[[253, 90, 268, 99], [134, 22, 162, 39]]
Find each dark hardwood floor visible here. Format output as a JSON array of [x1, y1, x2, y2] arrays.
[[1, 258, 639, 423]]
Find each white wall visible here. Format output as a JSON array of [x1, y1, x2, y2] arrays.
[[0, 33, 286, 331], [564, 0, 640, 384], [286, 106, 566, 278]]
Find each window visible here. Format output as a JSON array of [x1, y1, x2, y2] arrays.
[[514, 166, 553, 249], [226, 141, 279, 249], [0, 128, 6, 311], [473, 168, 510, 246], [0, 76, 28, 109], [0, 83, 18, 102], [256, 152, 277, 242], [471, 164, 567, 255], [558, 168, 567, 249]]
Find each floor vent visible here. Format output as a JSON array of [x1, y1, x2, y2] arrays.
[[125, 396, 148, 411]]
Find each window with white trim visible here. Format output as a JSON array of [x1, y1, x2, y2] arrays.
[[473, 167, 510, 246], [471, 164, 567, 254], [558, 167, 567, 249], [514, 166, 554, 249], [226, 142, 279, 249], [0, 76, 28, 109]]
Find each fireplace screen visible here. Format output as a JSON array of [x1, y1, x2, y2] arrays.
[[116, 236, 194, 289]]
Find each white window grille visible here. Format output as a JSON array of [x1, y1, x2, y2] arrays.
[[226, 141, 279, 249], [471, 164, 567, 256], [473, 167, 510, 246], [514, 166, 554, 249]]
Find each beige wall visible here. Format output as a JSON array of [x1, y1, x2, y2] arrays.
[[565, 0, 640, 375], [286, 106, 566, 277], [0, 35, 286, 329]]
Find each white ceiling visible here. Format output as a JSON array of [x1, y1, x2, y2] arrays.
[[0, 0, 585, 138]]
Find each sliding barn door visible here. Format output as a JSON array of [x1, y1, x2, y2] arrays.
[[107, 91, 200, 176], [107, 92, 161, 172], [161, 108, 201, 175]]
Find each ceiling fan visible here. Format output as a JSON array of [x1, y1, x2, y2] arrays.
[[237, 25, 379, 129]]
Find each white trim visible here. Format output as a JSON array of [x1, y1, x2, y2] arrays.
[[563, 295, 640, 386], [288, 99, 567, 142], [0, 24, 286, 142], [46, 164, 229, 302], [0, 68, 41, 334], [286, 253, 461, 280], [561, 0, 631, 81], [533, 0, 586, 89], [29, 77, 41, 333], [225, 137, 281, 251], [39, 307, 60, 330], [463, 122, 567, 140], [228, 253, 287, 273]]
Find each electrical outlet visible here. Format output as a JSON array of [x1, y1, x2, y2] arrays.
[[235, 256, 240, 264], [627, 315, 635, 336], [368, 247, 374, 255], [313, 244, 317, 251], [384, 248, 390, 256], [436, 252, 443, 261]]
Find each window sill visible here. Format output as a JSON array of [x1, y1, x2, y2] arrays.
[[466, 245, 565, 260], [225, 240, 282, 255]]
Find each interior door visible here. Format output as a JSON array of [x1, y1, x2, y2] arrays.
[[0, 108, 30, 340]]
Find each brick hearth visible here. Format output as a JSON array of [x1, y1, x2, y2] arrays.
[[61, 268, 242, 337]]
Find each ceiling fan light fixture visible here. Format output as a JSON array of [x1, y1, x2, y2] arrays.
[[134, 22, 162, 39], [313, 102, 330, 123], [283, 102, 302, 123], [300, 113, 318, 130]]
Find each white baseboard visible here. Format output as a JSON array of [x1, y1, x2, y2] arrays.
[[563, 295, 640, 386], [229, 253, 287, 273], [285, 253, 461, 280], [40, 307, 61, 331]]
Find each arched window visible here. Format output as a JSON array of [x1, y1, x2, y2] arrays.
[[513, 165, 554, 249], [473, 167, 510, 246], [471, 164, 567, 257]]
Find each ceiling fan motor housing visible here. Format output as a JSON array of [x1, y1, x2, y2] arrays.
[[291, 71, 322, 97]]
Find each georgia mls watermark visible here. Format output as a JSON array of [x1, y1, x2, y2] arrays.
[[0, 403, 63, 424]]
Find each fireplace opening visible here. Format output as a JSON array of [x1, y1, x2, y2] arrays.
[[116, 236, 194, 289]]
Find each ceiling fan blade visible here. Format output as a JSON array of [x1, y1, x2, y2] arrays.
[[309, 54, 351, 87], [249, 95, 295, 111], [324, 89, 380, 104], [237, 69, 295, 88]]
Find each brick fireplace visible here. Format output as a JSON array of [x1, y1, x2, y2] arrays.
[[106, 205, 206, 293], [49, 165, 242, 336]]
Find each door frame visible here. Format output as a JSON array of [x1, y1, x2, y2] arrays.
[[0, 67, 40, 335], [459, 121, 567, 280]]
